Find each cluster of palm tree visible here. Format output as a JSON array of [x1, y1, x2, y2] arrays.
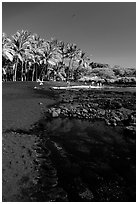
[[2, 30, 90, 82]]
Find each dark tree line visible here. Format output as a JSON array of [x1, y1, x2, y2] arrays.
[[2, 30, 90, 82]]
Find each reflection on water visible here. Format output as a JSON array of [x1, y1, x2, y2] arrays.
[[43, 118, 135, 201]]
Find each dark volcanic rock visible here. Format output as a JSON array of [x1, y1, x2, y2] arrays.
[[40, 87, 136, 202]]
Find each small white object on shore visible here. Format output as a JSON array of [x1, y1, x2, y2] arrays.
[[37, 79, 44, 86], [39, 82, 43, 86]]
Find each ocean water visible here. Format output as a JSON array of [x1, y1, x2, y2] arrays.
[[41, 118, 136, 201]]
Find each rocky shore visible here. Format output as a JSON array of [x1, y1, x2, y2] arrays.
[[46, 89, 136, 137]]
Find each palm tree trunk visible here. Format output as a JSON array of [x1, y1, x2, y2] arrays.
[[21, 61, 24, 81], [45, 64, 48, 80], [25, 61, 27, 81], [35, 63, 37, 81], [68, 57, 73, 80], [53, 70, 56, 81], [15, 63, 17, 81], [15, 58, 19, 81], [13, 62, 18, 81], [39, 66, 44, 81], [12, 66, 14, 81], [32, 64, 35, 81]]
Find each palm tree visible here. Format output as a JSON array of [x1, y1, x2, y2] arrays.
[[76, 50, 91, 79], [2, 33, 15, 80], [80, 51, 90, 68], [64, 43, 78, 80], [11, 30, 32, 81], [2, 30, 92, 82], [40, 38, 63, 81], [28, 33, 47, 81], [2, 33, 16, 81], [22, 50, 34, 81], [38, 40, 53, 80], [56, 40, 68, 80], [2, 33, 15, 61]]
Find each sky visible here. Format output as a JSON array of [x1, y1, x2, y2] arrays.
[[2, 2, 136, 68]]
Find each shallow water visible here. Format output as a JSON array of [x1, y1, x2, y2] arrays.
[[40, 118, 136, 201]]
